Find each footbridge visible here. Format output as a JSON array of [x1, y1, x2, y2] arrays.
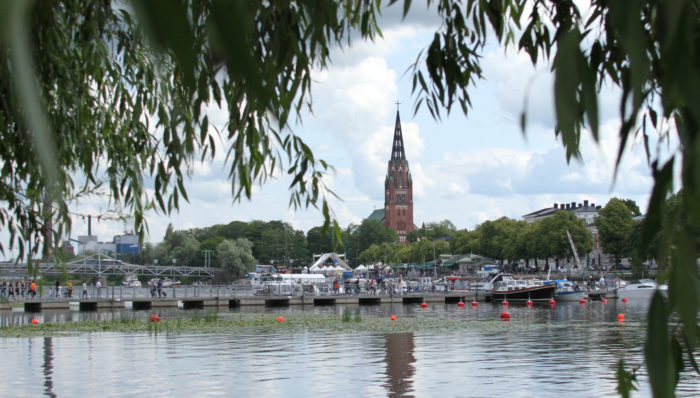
[[0, 255, 221, 279]]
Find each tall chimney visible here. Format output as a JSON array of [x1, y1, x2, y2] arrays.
[[553, 203, 558, 209], [584, 200, 589, 207], [88, 215, 92, 236]]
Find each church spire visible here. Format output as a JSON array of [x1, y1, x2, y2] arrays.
[[390, 108, 406, 161], [382, 104, 415, 243]]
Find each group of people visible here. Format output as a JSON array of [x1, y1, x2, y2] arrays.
[[150, 279, 166, 297], [1, 279, 103, 299], [1, 279, 37, 299]]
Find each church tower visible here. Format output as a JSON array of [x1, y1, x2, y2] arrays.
[[384, 109, 415, 243]]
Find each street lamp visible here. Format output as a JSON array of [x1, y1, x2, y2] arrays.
[[433, 241, 437, 277]]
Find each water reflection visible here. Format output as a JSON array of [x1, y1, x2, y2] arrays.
[[384, 333, 415, 397], [43, 337, 56, 398]]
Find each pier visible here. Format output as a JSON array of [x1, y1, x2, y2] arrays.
[[0, 292, 477, 312]]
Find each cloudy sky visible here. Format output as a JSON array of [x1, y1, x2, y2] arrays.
[[48, 5, 678, 249]]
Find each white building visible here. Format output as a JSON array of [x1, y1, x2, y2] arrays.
[[522, 200, 601, 224], [76, 233, 139, 257], [522, 200, 606, 268]]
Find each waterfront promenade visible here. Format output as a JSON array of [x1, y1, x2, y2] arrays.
[[0, 289, 476, 312]]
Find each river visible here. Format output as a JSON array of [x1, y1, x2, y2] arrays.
[[0, 299, 697, 397]]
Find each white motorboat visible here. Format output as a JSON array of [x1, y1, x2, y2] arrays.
[[617, 279, 667, 299], [550, 279, 586, 302], [122, 276, 141, 287]]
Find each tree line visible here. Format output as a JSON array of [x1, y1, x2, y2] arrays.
[[111, 196, 693, 280]]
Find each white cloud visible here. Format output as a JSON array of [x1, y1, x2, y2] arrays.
[[4, 18, 675, 259]]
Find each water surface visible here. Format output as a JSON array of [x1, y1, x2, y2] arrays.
[[0, 300, 697, 397]]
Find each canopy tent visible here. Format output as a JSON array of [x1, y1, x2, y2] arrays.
[[309, 253, 352, 272]]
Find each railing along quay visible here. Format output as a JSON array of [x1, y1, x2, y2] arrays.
[[0, 284, 477, 312]]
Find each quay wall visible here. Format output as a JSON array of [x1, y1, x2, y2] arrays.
[[0, 293, 476, 312]]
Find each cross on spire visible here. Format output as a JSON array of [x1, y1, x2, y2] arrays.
[[395, 100, 401, 111]]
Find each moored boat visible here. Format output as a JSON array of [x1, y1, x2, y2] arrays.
[[489, 274, 556, 302], [617, 279, 667, 300], [549, 279, 586, 302]]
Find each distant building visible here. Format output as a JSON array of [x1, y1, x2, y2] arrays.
[[114, 234, 140, 257], [522, 200, 601, 224], [76, 233, 140, 257], [523, 200, 605, 267], [367, 108, 417, 243]]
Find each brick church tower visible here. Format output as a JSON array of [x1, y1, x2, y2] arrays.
[[383, 109, 415, 243]]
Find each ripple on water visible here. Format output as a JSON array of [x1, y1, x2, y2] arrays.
[[0, 302, 688, 397]]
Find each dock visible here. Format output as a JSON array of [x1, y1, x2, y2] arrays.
[[0, 293, 478, 312]]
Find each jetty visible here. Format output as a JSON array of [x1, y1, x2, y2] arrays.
[[0, 291, 477, 312]]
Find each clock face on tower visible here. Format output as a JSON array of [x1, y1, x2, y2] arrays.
[[397, 194, 405, 202]]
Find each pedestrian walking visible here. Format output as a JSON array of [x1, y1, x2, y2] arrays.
[[82, 282, 88, 298], [96, 279, 102, 299]]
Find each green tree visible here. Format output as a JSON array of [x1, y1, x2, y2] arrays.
[[501, 220, 529, 263], [421, 220, 457, 240], [596, 198, 635, 269], [406, 229, 422, 243], [621, 199, 642, 217], [537, 211, 593, 268], [306, 226, 334, 256], [451, 229, 480, 255], [519, 222, 541, 270], [355, 219, 399, 254], [171, 237, 201, 267], [216, 238, 256, 279], [475, 217, 521, 264]]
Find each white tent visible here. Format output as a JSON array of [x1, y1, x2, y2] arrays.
[[308, 253, 352, 272], [355, 264, 368, 271]]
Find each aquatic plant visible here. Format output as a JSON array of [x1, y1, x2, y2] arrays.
[[0, 312, 539, 338], [204, 310, 218, 323], [341, 308, 351, 323]]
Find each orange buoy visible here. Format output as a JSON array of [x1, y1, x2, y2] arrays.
[[526, 300, 533, 307], [421, 302, 428, 308], [502, 300, 509, 306], [579, 298, 587, 304], [617, 313, 625, 322], [31, 318, 38, 325], [601, 298, 608, 304], [458, 301, 465, 307], [549, 299, 556, 306], [277, 316, 284, 323], [471, 301, 478, 307], [621, 297, 628, 303], [390, 315, 397, 321], [500, 311, 511, 320]]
